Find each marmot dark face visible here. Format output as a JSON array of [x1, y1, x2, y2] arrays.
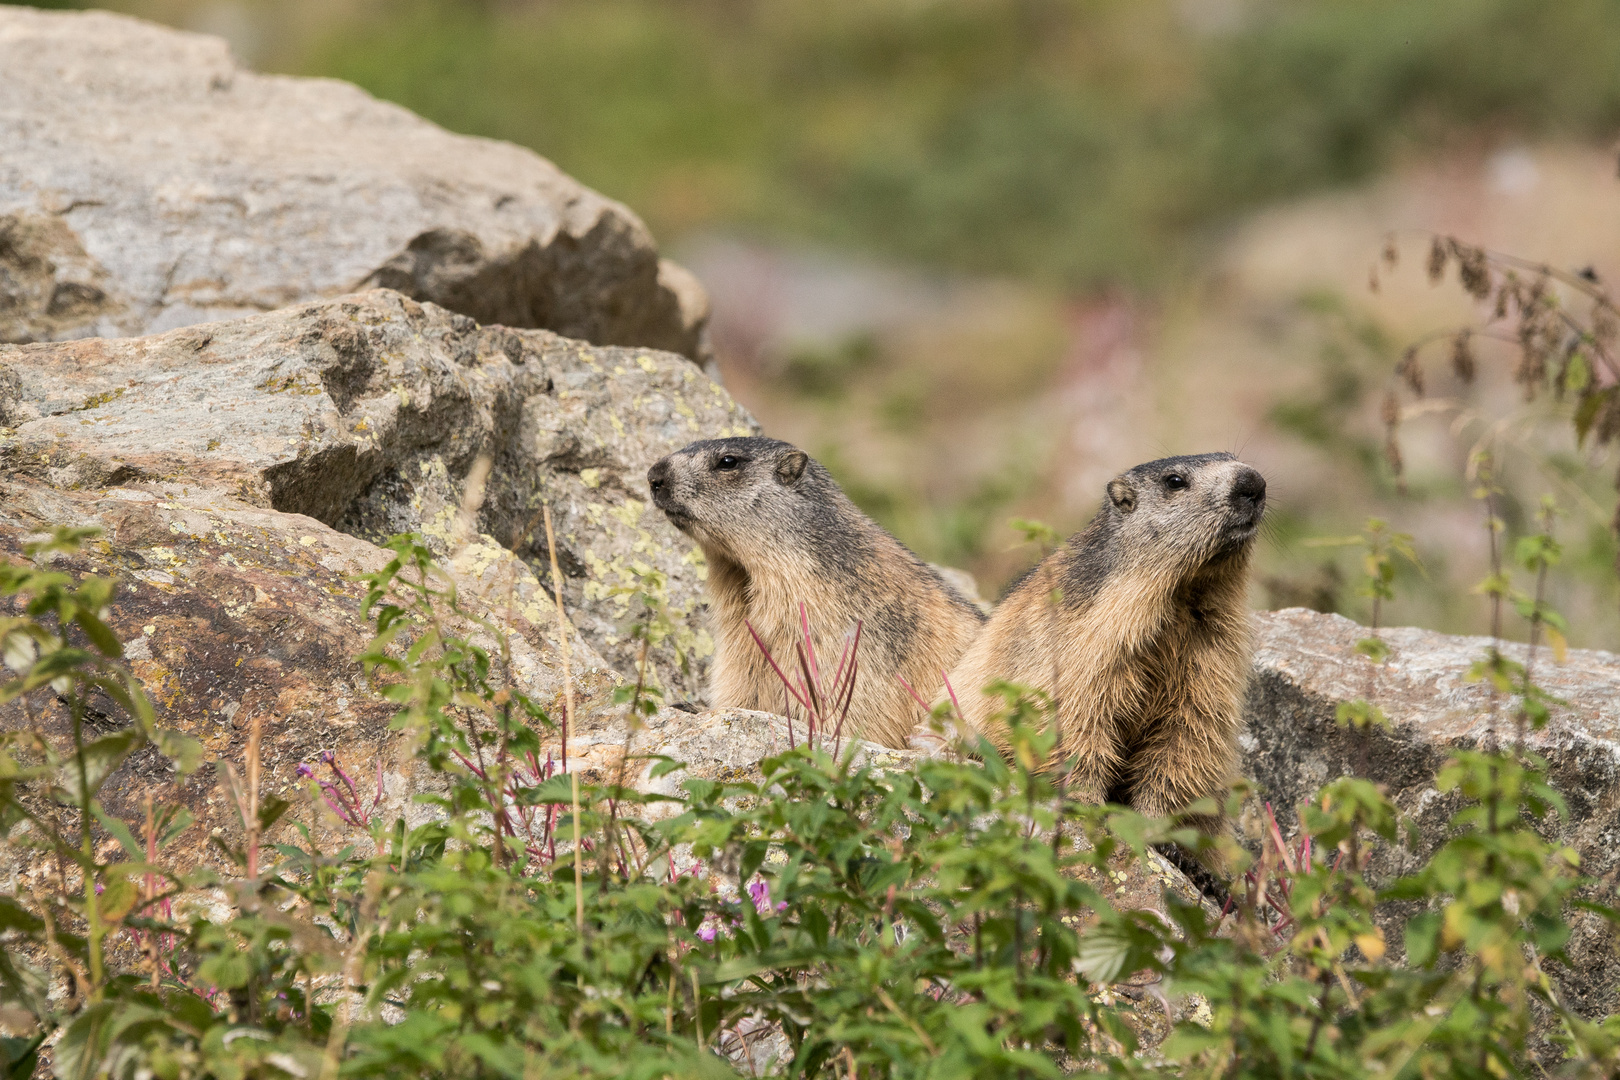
[[647, 435, 985, 748], [1098, 452, 1266, 580], [944, 451, 1266, 840], [648, 436, 836, 568]]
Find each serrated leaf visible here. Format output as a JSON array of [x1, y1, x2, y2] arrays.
[[511, 774, 581, 806]]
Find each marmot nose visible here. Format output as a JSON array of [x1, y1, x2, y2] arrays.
[[647, 459, 670, 496], [1229, 467, 1266, 511]]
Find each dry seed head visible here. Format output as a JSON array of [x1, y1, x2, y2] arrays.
[[1456, 243, 1491, 300], [1595, 306, 1618, 346], [1380, 388, 1401, 428], [1598, 390, 1620, 446], [1450, 330, 1476, 383], [1427, 236, 1448, 283], [1396, 346, 1425, 396], [1515, 343, 1546, 401], [1383, 432, 1405, 483]]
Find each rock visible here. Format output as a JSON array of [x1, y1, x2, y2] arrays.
[[1242, 608, 1620, 1023], [0, 8, 709, 361], [0, 288, 758, 698], [0, 477, 623, 883]]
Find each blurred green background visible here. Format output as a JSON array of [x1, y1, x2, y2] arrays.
[[27, 0, 1620, 645]]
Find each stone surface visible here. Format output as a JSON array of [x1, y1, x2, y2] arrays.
[[0, 288, 758, 698], [1242, 608, 1620, 1023], [0, 478, 623, 884], [0, 7, 708, 361]]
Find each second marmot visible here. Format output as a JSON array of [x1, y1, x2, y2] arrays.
[[648, 436, 985, 748], [944, 452, 1266, 833]]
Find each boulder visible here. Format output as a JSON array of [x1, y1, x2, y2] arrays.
[[0, 8, 709, 363], [0, 477, 624, 884], [0, 288, 758, 698], [1242, 609, 1620, 1022]]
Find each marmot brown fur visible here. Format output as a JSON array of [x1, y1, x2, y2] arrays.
[[943, 453, 1265, 833], [648, 436, 985, 748]]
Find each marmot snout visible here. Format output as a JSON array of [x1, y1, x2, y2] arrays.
[[649, 437, 985, 748], [944, 452, 1265, 833]]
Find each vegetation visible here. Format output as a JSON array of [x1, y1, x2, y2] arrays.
[[1, 524, 1616, 1078], [257, 0, 1620, 289]]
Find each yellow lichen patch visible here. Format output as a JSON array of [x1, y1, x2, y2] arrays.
[[579, 468, 601, 489], [636, 354, 659, 374], [71, 387, 127, 412]]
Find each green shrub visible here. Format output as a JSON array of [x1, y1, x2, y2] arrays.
[[1, 532, 1617, 1078]]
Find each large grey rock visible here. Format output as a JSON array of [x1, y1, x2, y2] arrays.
[[0, 7, 709, 361], [0, 288, 759, 698], [0, 477, 624, 885], [1242, 608, 1620, 1023]]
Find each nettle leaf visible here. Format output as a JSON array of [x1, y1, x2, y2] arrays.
[[512, 774, 581, 806]]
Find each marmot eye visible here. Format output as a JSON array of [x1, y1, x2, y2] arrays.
[[1164, 473, 1188, 491], [715, 455, 740, 471]]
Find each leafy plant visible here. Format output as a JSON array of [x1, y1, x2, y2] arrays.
[[1, 530, 1617, 1079]]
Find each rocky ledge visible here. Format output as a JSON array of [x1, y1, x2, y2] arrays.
[[1245, 609, 1620, 1023], [0, 7, 710, 362]]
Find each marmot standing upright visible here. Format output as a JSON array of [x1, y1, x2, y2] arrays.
[[944, 453, 1266, 833], [648, 436, 985, 748]]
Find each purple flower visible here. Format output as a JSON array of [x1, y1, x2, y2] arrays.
[[320, 750, 337, 765], [747, 879, 771, 914], [697, 924, 718, 942], [295, 763, 315, 779]]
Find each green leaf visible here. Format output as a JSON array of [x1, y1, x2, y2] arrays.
[[52, 729, 141, 804], [154, 728, 204, 776], [257, 794, 291, 832], [0, 896, 42, 935], [647, 756, 686, 780], [0, 1033, 43, 1080], [512, 774, 580, 806], [72, 610, 122, 659], [1574, 386, 1615, 448], [90, 805, 142, 861], [739, 841, 768, 884], [97, 867, 140, 924]]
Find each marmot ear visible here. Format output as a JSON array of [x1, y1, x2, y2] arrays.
[[1107, 479, 1136, 513], [775, 450, 809, 486]]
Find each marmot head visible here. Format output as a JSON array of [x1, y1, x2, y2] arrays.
[[1099, 453, 1266, 578], [647, 436, 847, 566]]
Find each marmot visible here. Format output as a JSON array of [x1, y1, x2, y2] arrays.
[[647, 436, 985, 748], [943, 453, 1265, 834]]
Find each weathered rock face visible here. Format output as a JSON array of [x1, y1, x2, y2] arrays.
[[1242, 609, 1620, 1022], [0, 288, 757, 698], [0, 478, 624, 884], [0, 8, 709, 362]]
